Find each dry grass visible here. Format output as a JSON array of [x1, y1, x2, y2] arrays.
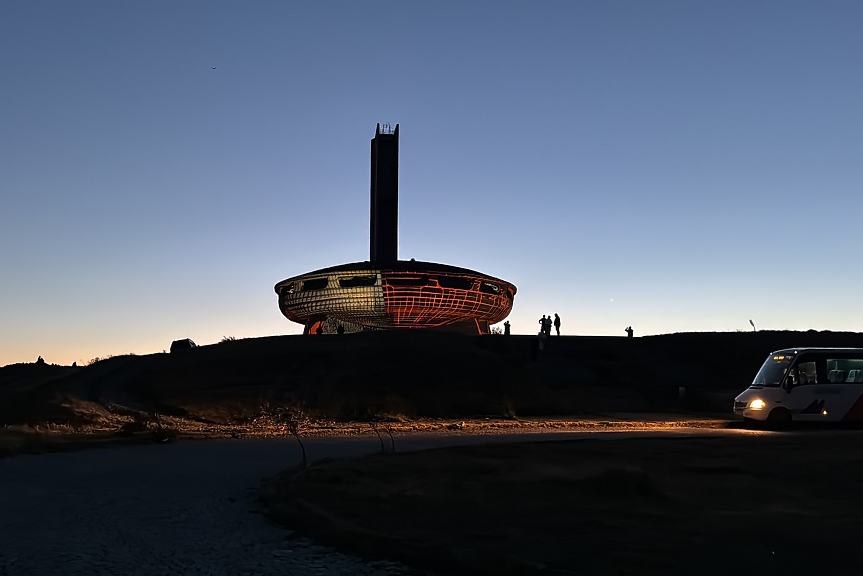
[[0, 407, 730, 459], [262, 431, 863, 575]]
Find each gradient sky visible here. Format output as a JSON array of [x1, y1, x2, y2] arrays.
[[2, 1, 862, 366]]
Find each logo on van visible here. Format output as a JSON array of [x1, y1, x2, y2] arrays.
[[799, 399, 825, 415]]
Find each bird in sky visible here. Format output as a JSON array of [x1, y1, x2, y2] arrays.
[[211, 66, 216, 70]]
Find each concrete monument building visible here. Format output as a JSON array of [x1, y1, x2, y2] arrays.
[[274, 124, 516, 335]]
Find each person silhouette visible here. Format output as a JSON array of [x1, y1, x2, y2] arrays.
[[553, 313, 561, 336], [625, 326, 634, 338], [544, 314, 553, 336], [503, 320, 511, 336], [539, 315, 547, 335]]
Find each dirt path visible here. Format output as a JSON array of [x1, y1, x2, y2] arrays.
[[0, 424, 737, 575], [0, 436, 408, 575]]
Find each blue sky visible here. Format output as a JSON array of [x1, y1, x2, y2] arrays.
[[2, 1, 862, 365]]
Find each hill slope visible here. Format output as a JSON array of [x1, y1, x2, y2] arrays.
[[3, 330, 863, 426]]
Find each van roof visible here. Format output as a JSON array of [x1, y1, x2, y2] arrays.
[[772, 347, 863, 355]]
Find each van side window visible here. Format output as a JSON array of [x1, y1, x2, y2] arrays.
[[827, 358, 863, 383], [797, 361, 818, 385]]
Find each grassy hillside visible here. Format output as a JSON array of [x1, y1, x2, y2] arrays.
[[3, 330, 863, 427]]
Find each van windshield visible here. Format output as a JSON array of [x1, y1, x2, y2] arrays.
[[752, 353, 796, 387]]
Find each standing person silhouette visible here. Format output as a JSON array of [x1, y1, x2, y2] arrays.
[[539, 315, 547, 335], [625, 326, 634, 338], [553, 313, 561, 336], [503, 320, 511, 336]]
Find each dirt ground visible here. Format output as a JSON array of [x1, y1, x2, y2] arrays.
[[262, 431, 863, 576], [0, 413, 729, 458]]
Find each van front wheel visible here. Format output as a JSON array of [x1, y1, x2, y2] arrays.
[[765, 407, 792, 430]]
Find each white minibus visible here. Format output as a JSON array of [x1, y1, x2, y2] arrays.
[[734, 348, 863, 426]]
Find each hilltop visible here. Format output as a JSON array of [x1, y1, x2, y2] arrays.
[[3, 329, 863, 430]]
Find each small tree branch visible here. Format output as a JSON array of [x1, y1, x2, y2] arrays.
[[370, 420, 386, 454], [382, 422, 396, 453]]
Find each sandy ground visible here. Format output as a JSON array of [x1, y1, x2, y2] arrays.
[[262, 429, 863, 576]]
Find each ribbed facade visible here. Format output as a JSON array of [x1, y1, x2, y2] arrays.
[[275, 262, 515, 334]]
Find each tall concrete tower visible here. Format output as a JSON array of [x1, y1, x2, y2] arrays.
[[369, 123, 399, 263]]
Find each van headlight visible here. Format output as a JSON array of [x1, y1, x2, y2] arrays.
[[749, 399, 766, 410]]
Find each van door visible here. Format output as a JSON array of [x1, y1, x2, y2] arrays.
[[786, 360, 840, 422], [788, 357, 863, 422]]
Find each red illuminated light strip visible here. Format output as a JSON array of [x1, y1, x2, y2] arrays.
[[381, 273, 510, 328]]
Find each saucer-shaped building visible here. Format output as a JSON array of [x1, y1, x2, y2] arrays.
[[275, 124, 516, 335]]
